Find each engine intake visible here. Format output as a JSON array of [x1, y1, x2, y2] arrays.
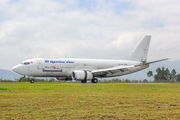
[[72, 70, 93, 80]]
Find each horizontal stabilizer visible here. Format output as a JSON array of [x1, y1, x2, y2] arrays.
[[144, 58, 170, 65]]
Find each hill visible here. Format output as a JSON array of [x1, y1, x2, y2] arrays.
[[0, 69, 21, 80]]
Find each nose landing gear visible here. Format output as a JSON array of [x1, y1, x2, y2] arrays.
[[24, 76, 35, 83]]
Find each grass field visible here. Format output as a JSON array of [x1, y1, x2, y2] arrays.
[[0, 83, 180, 119]]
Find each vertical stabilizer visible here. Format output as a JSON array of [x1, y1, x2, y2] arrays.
[[129, 35, 151, 62]]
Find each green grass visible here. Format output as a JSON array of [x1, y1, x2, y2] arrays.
[[0, 83, 180, 119]]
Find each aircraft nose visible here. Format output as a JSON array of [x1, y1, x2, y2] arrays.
[[12, 65, 20, 74]]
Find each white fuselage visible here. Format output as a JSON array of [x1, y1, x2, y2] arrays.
[[12, 58, 149, 79], [11, 36, 167, 83]]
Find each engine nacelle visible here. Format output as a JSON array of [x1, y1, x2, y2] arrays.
[[56, 77, 72, 81], [72, 70, 93, 80]]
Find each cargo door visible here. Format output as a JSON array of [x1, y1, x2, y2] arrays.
[[37, 58, 43, 70]]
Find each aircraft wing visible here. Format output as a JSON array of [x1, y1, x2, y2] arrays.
[[91, 65, 135, 77]]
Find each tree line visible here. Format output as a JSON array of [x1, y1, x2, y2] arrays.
[[147, 66, 180, 82]]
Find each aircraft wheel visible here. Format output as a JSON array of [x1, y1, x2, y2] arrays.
[[92, 78, 98, 83], [30, 79, 34, 83], [94, 79, 98, 83]]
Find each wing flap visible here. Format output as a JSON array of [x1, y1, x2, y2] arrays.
[[91, 65, 135, 76]]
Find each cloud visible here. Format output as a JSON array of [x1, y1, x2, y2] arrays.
[[0, 0, 180, 69]]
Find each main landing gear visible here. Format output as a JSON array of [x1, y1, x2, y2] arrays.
[[30, 79, 34, 83], [81, 78, 98, 83], [91, 78, 98, 83], [81, 80, 87, 83]]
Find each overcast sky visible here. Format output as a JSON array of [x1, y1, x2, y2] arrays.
[[0, 0, 180, 70]]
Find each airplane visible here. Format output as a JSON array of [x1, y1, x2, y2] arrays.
[[12, 35, 169, 83]]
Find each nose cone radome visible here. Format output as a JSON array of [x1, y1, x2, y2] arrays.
[[12, 65, 20, 74]]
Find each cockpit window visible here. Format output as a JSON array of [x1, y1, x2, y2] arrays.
[[22, 62, 30, 65]]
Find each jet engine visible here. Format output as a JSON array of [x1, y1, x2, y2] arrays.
[[72, 70, 93, 80]]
